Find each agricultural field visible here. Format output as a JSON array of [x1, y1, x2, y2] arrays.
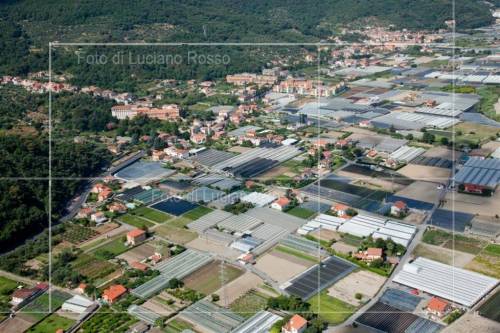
[[92, 238, 129, 259], [133, 206, 171, 223], [61, 224, 98, 244], [309, 291, 357, 325], [286, 207, 316, 219], [422, 229, 488, 254], [183, 261, 243, 295], [155, 224, 197, 244], [167, 217, 192, 229], [182, 206, 213, 220], [79, 306, 137, 333], [72, 253, 119, 281], [229, 290, 268, 319], [20, 291, 71, 322], [27, 313, 75, 333], [466, 252, 500, 279], [118, 214, 155, 228], [454, 121, 500, 144]]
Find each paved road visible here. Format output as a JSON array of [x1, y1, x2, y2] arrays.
[[327, 183, 449, 331]]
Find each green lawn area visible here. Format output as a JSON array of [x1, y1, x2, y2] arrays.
[[168, 216, 193, 228], [229, 290, 269, 319], [339, 233, 363, 247], [92, 238, 129, 259], [80, 306, 137, 333], [118, 214, 155, 228], [21, 291, 72, 321], [27, 313, 75, 333], [164, 318, 196, 333], [133, 206, 172, 223], [184, 262, 243, 295], [286, 207, 316, 219], [485, 244, 500, 256], [422, 229, 452, 246], [274, 245, 319, 263], [182, 206, 213, 220], [0, 276, 19, 295], [308, 291, 356, 324], [442, 234, 486, 255]]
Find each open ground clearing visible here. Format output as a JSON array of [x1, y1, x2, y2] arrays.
[[182, 261, 243, 295], [214, 271, 264, 307], [181, 206, 213, 220], [309, 228, 339, 242], [286, 206, 316, 219], [413, 243, 475, 267], [327, 270, 386, 306], [273, 246, 320, 264], [0, 315, 35, 333], [453, 122, 500, 144], [259, 165, 296, 180], [442, 312, 500, 333], [91, 237, 129, 259], [255, 252, 309, 284], [331, 241, 358, 255], [164, 318, 197, 333], [443, 191, 500, 217], [465, 253, 500, 279], [185, 237, 241, 260], [421, 146, 457, 159], [397, 164, 450, 181], [155, 224, 197, 244], [394, 181, 441, 204]]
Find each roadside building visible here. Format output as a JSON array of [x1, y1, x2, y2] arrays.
[[102, 284, 127, 304], [282, 314, 308, 333], [90, 212, 107, 224], [127, 229, 146, 245]]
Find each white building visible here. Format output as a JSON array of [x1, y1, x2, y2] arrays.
[[61, 295, 95, 314]]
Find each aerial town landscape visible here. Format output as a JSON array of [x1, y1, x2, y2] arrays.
[[0, 1, 500, 333]]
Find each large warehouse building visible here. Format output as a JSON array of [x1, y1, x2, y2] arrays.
[[454, 157, 500, 195], [393, 257, 499, 307]]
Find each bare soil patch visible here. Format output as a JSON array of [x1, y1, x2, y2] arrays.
[[327, 270, 386, 306]]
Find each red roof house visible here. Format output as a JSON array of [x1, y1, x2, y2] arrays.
[[102, 284, 127, 304]]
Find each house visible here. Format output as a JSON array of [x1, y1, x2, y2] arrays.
[[391, 200, 408, 216], [354, 248, 383, 262], [427, 297, 450, 318], [271, 197, 291, 211], [331, 203, 349, 217], [282, 314, 307, 333], [98, 188, 113, 202], [102, 284, 127, 304], [11, 288, 37, 306], [151, 150, 165, 161], [190, 132, 207, 144], [131, 261, 148, 272], [127, 229, 147, 245], [77, 207, 94, 219], [90, 212, 108, 224], [76, 283, 87, 295], [108, 202, 127, 214]]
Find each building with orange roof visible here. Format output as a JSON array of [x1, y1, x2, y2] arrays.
[[102, 284, 127, 304], [354, 248, 383, 262], [331, 203, 349, 217], [131, 261, 148, 272], [427, 297, 450, 318], [76, 283, 87, 294], [271, 197, 291, 211], [391, 200, 408, 216], [282, 314, 307, 333], [127, 229, 146, 245]]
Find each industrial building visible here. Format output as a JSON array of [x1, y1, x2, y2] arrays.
[[454, 157, 500, 194]]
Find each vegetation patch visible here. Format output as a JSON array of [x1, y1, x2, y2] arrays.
[[92, 238, 129, 259], [133, 206, 171, 223], [155, 224, 197, 244], [80, 306, 137, 333], [61, 224, 98, 244], [183, 261, 243, 295], [118, 214, 154, 228], [27, 313, 75, 333], [275, 245, 319, 263], [72, 253, 119, 280], [229, 290, 269, 318], [164, 318, 196, 333], [308, 291, 356, 324], [478, 290, 500, 323], [21, 291, 71, 321], [286, 207, 316, 219], [182, 206, 213, 220]]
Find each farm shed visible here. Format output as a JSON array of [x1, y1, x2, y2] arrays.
[[240, 192, 277, 207]]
